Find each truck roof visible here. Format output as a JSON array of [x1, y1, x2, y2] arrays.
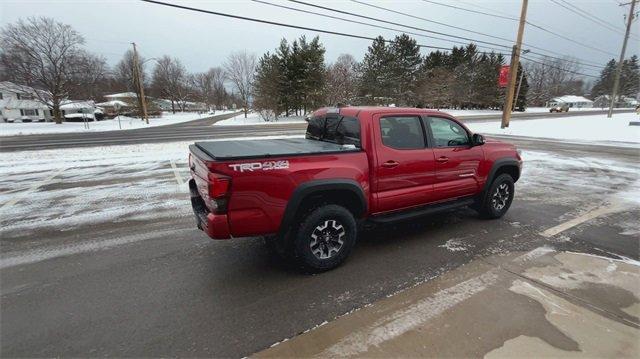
[[314, 106, 454, 118]]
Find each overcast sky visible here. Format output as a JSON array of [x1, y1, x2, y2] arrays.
[[2, 0, 639, 78]]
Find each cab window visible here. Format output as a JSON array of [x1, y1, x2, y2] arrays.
[[427, 117, 470, 147], [379, 116, 425, 150]]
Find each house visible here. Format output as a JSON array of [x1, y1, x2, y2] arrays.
[[546, 95, 593, 109], [0, 81, 51, 122], [94, 100, 131, 117], [592, 95, 639, 108], [103, 92, 139, 105], [60, 100, 103, 121]]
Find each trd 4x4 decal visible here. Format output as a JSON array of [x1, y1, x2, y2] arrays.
[[228, 160, 289, 172]]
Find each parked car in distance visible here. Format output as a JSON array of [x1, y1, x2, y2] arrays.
[[188, 107, 523, 272], [549, 104, 570, 113]]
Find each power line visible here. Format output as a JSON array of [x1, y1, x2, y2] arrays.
[[287, 0, 513, 50], [251, 0, 502, 51], [421, 0, 518, 21], [549, 0, 626, 35], [351, 0, 611, 67], [138, 0, 451, 50], [521, 56, 600, 78], [139, 0, 600, 79], [421, 0, 617, 59]]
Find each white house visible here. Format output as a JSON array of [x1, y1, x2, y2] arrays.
[[0, 81, 51, 122], [592, 95, 639, 108], [546, 95, 593, 109], [60, 100, 103, 121]]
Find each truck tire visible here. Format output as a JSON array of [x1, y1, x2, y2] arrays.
[[479, 173, 515, 219], [292, 204, 357, 272]]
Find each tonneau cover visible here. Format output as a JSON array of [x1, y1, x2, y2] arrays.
[[194, 137, 359, 161]]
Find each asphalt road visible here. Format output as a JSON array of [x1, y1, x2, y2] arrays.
[[0, 109, 633, 151], [1, 135, 638, 357]]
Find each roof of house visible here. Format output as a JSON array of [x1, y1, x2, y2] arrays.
[[60, 100, 95, 110], [104, 92, 138, 99], [95, 100, 130, 107], [551, 95, 593, 103], [0, 98, 49, 110]]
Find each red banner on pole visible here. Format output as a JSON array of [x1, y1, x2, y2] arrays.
[[498, 65, 510, 88]]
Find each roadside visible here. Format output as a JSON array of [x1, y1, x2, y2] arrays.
[[256, 247, 639, 358], [0, 110, 236, 136]]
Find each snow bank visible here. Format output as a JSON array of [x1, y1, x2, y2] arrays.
[[213, 112, 306, 126], [0, 111, 236, 136], [467, 112, 640, 146]]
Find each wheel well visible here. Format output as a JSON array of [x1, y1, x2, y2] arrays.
[[296, 189, 365, 220], [494, 165, 520, 183]]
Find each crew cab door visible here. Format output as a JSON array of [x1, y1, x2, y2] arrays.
[[424, 116, 484, 201], [372, 114, 437, 213]]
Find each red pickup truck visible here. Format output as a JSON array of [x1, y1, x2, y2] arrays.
[[189, 107, 522, 271]]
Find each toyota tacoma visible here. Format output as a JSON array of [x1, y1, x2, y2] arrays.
[[189, 107, 522, 271]]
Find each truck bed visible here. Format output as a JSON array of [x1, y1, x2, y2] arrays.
[[193, 138, 360, 161]]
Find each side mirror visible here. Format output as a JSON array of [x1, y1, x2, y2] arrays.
[[472, 133, 485, 146]]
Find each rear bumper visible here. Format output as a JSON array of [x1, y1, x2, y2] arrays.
[[189, 179, 231, 239]]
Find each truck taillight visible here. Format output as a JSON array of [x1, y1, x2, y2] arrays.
[[207, 173, 231, 214]]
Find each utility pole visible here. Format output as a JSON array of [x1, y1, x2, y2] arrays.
[[607, 0, 637, 118], [131, 42, 149, 124], [501, 0, 528, 128]]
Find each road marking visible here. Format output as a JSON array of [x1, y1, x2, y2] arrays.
[[170, 159, 184, 185], [0, 228, 192, 269], [0, 167, 66, 211], [540, 203, 620, 238]]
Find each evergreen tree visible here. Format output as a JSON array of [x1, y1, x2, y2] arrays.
[[388, 34, 422, 106], [514, 62, 529, 111], [253, 52, 282, 120], [276, 39, 292, 116], [358, 36, 394, 104], [591, 59, 616, 97]]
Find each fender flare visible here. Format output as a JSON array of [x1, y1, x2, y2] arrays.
[[277, 179, 367, 238], [481, 158, 521, 196]]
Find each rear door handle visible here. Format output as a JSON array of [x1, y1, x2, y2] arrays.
[[436, 156, 449, 163], [382, 160, 400, 168]]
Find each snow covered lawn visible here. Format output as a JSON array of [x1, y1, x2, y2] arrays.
[[467, 112, 640, 146], [213, 112, 306, 126], [0, 135, 301, 237], [445, 106, 605, 117], [0, 110, 236, 136]]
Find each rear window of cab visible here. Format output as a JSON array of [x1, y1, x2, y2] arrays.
[[306, 115, 361, 148]]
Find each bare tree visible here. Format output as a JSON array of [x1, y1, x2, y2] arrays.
[[326, 54, 358, 106], [192, 67, 226, 112], [224, 51, 256, 118], [151, 55, 190, 113], [0, 17, 87, 124], [525, 57, 584, 106], [209, 67, 227, 110], [115, 49, 147, 93], [68, 53, 109, 101]]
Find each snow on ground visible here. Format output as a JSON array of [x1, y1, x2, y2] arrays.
[[467, 112, 640, 146], [444, 106, 605, 117], [213, 112, 306, 126], [0, 110, 236, 136], [0, 135, 301, 237]]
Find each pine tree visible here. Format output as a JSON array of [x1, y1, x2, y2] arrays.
[[253, 52, 282, 121], [591, 59, 616, 97], [388, 34, 422, 106], [358, 36, 393, 104]]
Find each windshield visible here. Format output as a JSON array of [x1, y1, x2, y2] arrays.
[[305, 115, 361, 148]]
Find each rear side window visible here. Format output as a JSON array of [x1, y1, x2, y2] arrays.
[[306, 115, 361, 147], [427, 117, 470, 147], [379, 116, 425, 150]]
